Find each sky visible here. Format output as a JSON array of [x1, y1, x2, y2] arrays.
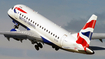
[[0, 0, 105, 59]]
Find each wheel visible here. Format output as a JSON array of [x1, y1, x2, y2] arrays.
[[52, 45, 55, 48], [55, 47, 59, 51], [31, 41, 36, 44], [35, 45, 39, 50], [37, 43, 43, 48], [14, 25, 19, 29]]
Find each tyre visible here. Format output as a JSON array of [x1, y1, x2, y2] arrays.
[[35, 45, 39, 50], [37, 43, 43, 48]]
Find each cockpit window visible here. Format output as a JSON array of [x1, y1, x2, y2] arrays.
[[19, 6, 22, 8], [11, 7, 14, 9]]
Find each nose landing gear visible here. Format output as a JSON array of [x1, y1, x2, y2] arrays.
[[12, 20, 19, 29], [14, 24, 19, 29]]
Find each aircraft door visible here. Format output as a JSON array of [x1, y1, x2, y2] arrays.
[[60, 34, 67, 46], [13, 8, 19, 19], [14, 12, 18, 19]]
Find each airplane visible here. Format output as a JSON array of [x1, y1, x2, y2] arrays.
[[0, 4, 105, 55]]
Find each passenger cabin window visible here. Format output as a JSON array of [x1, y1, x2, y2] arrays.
[[24, 16, 26, 18], [51, 33, 52, 35], [31, 20, 32, 22], [49, 31, 50, 33], [35, 23, 37, 25], [28, 19, 30, 21], [55, 35, 57, 37], [26, 17, 28, 19], [53, 34, 55, 36], [46, 30, 48, 32], [58, 37, 59, 39], [44, 28, 46, 31], [19, 6, 22, 8], [33, 21, 34, 23], [20, 13, 21, 15], [42, 27, 44, 29], [40, 26, 41, 28], [37, 24, 39, 26], [22, 15, 23, 17]]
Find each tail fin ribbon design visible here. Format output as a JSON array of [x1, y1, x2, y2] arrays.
[[76, 14, 97, 50]]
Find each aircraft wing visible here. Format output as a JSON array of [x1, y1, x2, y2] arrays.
[[0, 30, 42, 43], [92, 33, 105, 39], [91, 33, 105, 42]]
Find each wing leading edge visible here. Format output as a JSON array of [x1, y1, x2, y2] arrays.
[[0, 30, 42, 42]]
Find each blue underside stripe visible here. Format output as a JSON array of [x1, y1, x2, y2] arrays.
[[41, 36, 53, 45], [27, 27, 30, 30]]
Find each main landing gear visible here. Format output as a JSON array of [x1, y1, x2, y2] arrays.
[[31, 40, 43, 50], [35, 43, 43, 51], [33, 41, 59, 51], [34, 43, 43, 51], [52, 45, 59, 51]]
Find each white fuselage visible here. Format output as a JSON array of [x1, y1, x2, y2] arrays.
[[7, 4, 94, 54]]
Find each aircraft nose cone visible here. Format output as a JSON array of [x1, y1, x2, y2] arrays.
[[8, 8, 11, 15], [8, 8, 15, 18], [8, 8, 13, 16]]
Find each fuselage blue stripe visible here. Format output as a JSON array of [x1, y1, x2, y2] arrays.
[[41, 36, 53, 45]]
